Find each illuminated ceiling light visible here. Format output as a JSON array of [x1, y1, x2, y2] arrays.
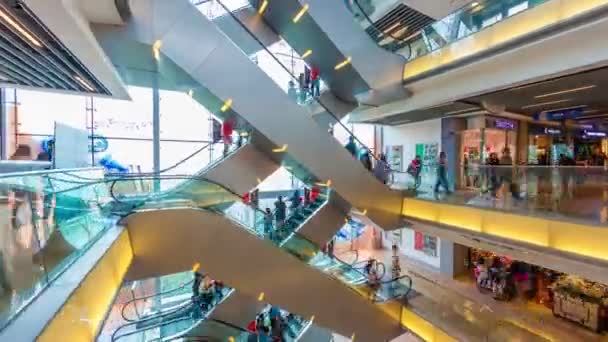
[[256, 177, 262, 184], [362, 209, 367, 215], [130, 281, 138, 291], [534, 85, 596, 99], [258, 292, 265, 301], [334, 56, 352, 70], [192, 263, 200, 272], [74, 75, 94, 92], [152, 40, 162, 60], [583, 109, 600, 114], [187, 89, 194, 97], [444, 107, 478, 115], [228, 337, 235, 342], [0, 8, 43, 48], [272, 144, 288, 153], [315, 179, 331, 187], [309, 315, 315, 323], [258, 0, 268, 14], [221, 98, 233, 112], [301, 49, 312, 58], [521, 99, 571, 109], [540, 104, 587, 113], [382, 22, 401, 34], [239, 131, 249, 137], [471, 2, 479, 7], [292, 4, 309, 23]]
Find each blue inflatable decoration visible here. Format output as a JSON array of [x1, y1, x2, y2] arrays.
[[99, 155, 129, 173], [335, 218, 366, 241]]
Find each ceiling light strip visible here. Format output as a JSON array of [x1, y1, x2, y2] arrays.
[[0, 7, 43, 48], [534, 85, 596, 99], [335, 56, 352, 70], [293, 4, 309, 23], [521, 99, 571, 109], [74, 75, 94, 91], [258, 0, 268, 14]]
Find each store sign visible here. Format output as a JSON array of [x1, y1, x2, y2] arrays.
[[584, 130, 607, 137], [494, 119, 515, 130], [534, 108, 584, 121], [544, 128, 562, 135], [89, 135, 109, 153], [414, 231, 438, 257]]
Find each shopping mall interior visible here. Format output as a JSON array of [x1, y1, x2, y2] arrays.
[[0, 0, 608, 341]]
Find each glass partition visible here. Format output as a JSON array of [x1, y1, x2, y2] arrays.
[[402, 165, 608, 225], [0, 168, 110, 330], [348, 0, 552, 59]]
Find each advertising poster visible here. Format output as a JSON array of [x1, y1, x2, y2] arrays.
[[386, 145, 403, 172]]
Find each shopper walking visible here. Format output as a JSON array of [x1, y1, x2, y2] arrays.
[[359, 147, 373, 171], [373, 153, 391, 184], [434, 151, 451, 195], [310, 65, 320, 97], [274, 196, 287, 231], [344, 136, 358, 157], [263, 208, 273, 236]]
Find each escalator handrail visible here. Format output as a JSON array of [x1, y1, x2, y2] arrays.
[[111, 302, 194, 342], [121, 279, 195, 322], [349, 0, 413, 59], [213, 0, 381, 163], [373, 274, 413, 303]]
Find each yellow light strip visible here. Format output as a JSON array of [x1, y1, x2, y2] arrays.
[[152, 40, 162, 60], [192, 262, 200, 272], [293, 4, 309, 23], [301, 49, 312, 58], [272, 144, 288, 153], [521, 99, 571, 109], [0, 8, 42, 48], [315, 179, 332, 187], [334, 56, 352, 70], [534, 85, 596, 99], [74, 75, 94, 92], [258, 292, 265, 301], [221, 98, 233, 112], [258, 0, 268, 14]]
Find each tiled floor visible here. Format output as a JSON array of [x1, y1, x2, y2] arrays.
[[360, 247, 608, 342]]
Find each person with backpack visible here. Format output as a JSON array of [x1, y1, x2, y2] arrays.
[[373, 154, 391, 184]]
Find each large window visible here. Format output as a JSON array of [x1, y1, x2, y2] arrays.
[[2, 85, 218, 174]]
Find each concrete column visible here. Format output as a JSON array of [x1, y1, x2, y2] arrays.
[[441, 117, 467, 189], [0, 89, 5, 160], [152, 75, 161, 192], [516, 120, 529, 164], [439, 239, 469, 278]]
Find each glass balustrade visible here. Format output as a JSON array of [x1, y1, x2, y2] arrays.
[[348, 0, 551, 59], [0, 168, 110, 330], [393, 165, 608, 225]]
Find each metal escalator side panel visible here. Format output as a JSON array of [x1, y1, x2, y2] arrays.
[[123, 208, 402, 342], [207, 291, 265, 333], [296, 197, 348, 246], [204, 144, 280, 196]]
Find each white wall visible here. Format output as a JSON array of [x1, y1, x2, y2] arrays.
[[382, 227, 441, 270], [382, 119, 442, 166]]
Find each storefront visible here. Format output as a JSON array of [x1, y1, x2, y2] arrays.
[[460, 117, 518, 165], [574, 130, 608, 165], [528, 125, 572, 165], [464, 247, 608, 333]]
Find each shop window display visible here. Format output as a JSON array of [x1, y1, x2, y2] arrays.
[[466, 248, 608, 333]]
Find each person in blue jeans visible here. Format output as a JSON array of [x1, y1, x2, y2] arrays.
[[434, 151, 451, 195]]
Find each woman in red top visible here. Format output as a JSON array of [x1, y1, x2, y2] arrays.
[[310, 66, 320, 97], [222, 119, 234, 156]]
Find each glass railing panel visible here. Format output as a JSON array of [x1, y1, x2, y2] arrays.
[[252, 305, 312, 342], [348, 0, 552, 59], [409, 165, 608, 225], [0, 168, 111, 330]]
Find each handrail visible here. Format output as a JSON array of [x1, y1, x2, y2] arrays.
[[111, 303, 193, 341], [121, 279, 195, 322], [214, 0, 380, 162], [350, 0, 412, 59]]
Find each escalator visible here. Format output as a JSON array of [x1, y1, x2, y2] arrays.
[[83, 174, 412, 342], [107, 270, 266, 342], [104, 0, 404, 230]]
